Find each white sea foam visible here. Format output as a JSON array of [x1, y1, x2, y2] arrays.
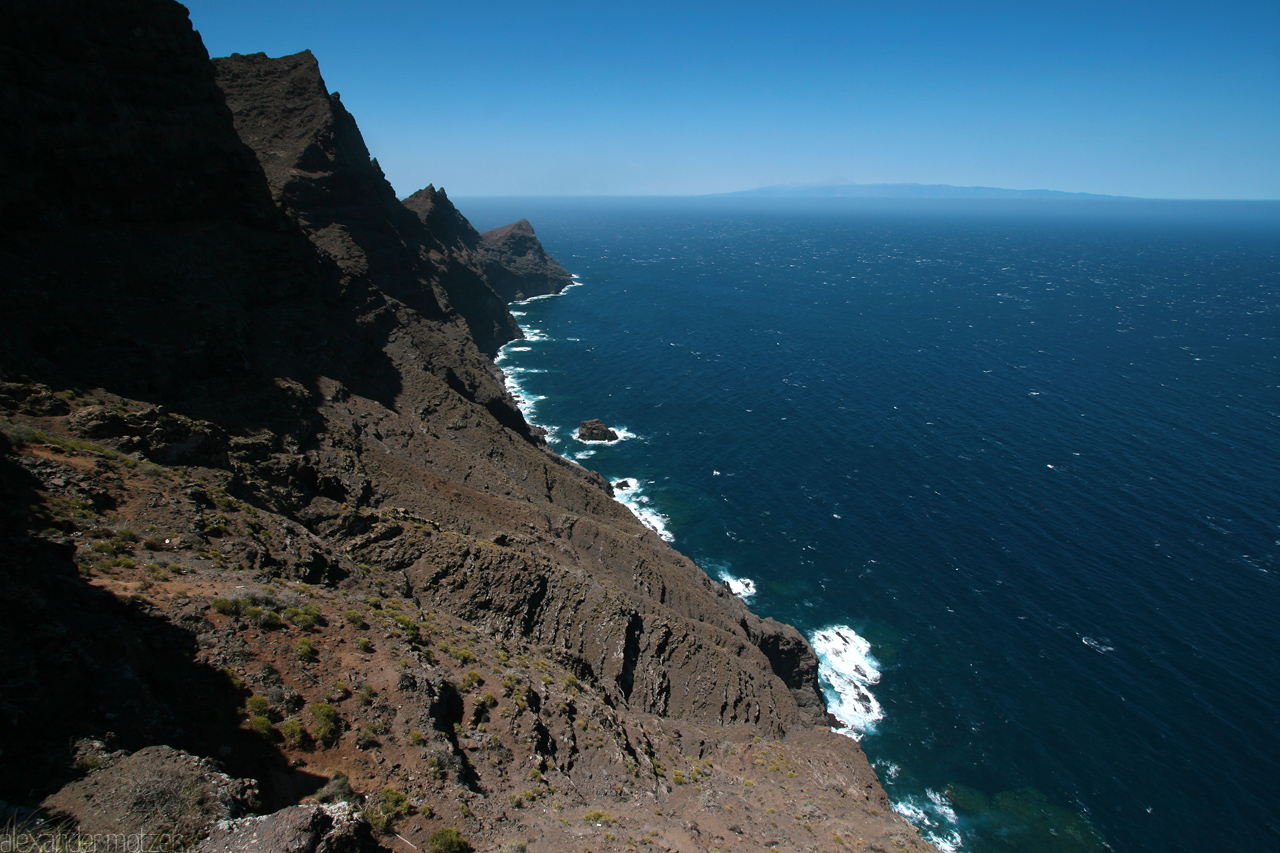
[[515, 292, 560, 304], [892, 790, 964, 853], [717, 570, 757, 600], [874, 759, 901, 781], [810, 625, 884, 739], [1082, 636, 1115, 653], [611, 479, 673, 542]]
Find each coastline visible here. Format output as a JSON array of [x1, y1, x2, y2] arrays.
[[0, 5, 937, 849], [496, 275, 944, 847]]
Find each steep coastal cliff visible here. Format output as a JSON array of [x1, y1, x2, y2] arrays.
[[0, 3, 932, 851]]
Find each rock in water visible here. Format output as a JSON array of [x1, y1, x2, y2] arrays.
[[578, 419, 619, 441]]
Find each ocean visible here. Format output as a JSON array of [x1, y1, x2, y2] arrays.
[[458, 196, 1280, 852]]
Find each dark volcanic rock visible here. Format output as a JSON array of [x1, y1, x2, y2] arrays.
[[578, 418, 620, 442], [69, 405, 230, 467], [0, 0, 277, 230], [478, 218, 575, 301], [401, 184, 482, 251], [213, 51, 520, 356], [402, 189, 572, 305], [0, 5, 931, 850]]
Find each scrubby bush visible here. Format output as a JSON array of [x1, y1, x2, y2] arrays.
[[256, 610, 283, 629], [315, 771, 355, 804], [246, 695, 272, 717], [426, 827, 472, 853], [441, 643, 476, 664], [248, 715, 276, 739], [211, 597, 243, 617], [220, 668, 245, 691], [296, 637, 314, 660], [366, 787, 414, 835], [283, 603, 322, 630], [382, 788, 409, 813], [343, 609, 366, 628], [355, 637, 372, 652], [309, 703, 340, 746], [280, 719, 309, 748]]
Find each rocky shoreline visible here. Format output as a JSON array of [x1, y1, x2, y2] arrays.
[[0, 3, 934, 851]]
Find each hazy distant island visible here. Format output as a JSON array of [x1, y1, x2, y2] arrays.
[[715, 181, 1127, 200]]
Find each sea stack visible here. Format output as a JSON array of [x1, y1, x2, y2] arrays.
[[578, 418, 619, 441]]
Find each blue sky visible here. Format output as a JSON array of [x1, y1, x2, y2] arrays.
[[184, 0, 1279, 199]]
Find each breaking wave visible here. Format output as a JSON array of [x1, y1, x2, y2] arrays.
[[810, 625, 884, 739]]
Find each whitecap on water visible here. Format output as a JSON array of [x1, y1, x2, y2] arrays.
[[718, 571, 757, 600], [497, 370, 546, 418], [1082, 636, 1115, 653], [892, 790, 964, 853], [810, 625, 884, 739], [610, 479, 673, 542]]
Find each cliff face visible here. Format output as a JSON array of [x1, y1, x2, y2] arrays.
[[477, 219, 576, 302], [212, 50, 522, 357], [400, 188, 574, 304], [0, 0, 274, 229], [0, 4, 932, 852]]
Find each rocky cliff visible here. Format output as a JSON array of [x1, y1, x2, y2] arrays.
[[212, 50, 528, 358], [0, 3, 933, 852]]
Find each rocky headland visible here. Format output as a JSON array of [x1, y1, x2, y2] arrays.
[[0, 3, 933, 851]]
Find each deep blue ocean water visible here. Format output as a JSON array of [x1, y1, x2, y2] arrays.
[[459, 196, 1280, 852]]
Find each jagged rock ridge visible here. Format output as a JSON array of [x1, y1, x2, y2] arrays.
[[0, 3, 934, 851], [213, 50, 523, 357]]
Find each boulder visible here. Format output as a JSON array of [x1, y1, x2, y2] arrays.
[[198, 802, 375, 853], [577, 419, 619, 442]]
